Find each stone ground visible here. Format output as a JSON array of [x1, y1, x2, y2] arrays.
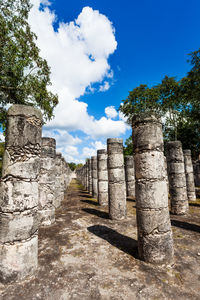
[[0, 179, 200, 300]]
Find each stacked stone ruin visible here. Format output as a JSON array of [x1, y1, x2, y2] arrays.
[[183, 150, 196, 201], [0, 105, 42, 282], [124, 155, 135, 198], [97, 149, 108, 206], [0, 104, 73, 282], [107, 138, 127, 220], [1, 103, 200, 283], [132, 113, 174, 264], [91, 156, 98, 198], [166, 141, 189, 214], [76, 113, 199, 264], [194, 159, 200, 187], [38, 137, 56, 226]]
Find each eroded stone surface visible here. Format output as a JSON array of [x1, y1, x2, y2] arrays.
[[38, 138, 56, 226], [54, 153, 65, 209], [166, 141, 189, 215], [97, 149, 108, 206], [183, 150, 196, 201], [0, 104, 42, 282], [1, 180, 200, 300], [88, 159, 93, 195], [107, 138, 126, 220], [132, 113, 174, 264], [91, 156, 98, 198], [124, 155, 135, 198]]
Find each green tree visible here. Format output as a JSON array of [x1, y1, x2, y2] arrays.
[[155, 76, 180, 140], [119, 71, 200, 158], [0, 0, 58, 129], [68, 162, 77, 171], [76, 163, 83, 169], [119, 84, 161, 125], [123, 135, 133, 156]]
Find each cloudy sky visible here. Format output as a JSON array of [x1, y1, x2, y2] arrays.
[[28, 0, 200, 163]]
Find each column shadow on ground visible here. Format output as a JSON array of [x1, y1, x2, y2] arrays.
[[82, 208, 109, 219], [171, 219, 200, 233], [79, 191, 89, 194], [189, 202, 200, 207], [80, 200, 99, 206], [126, 197, 136, 202], [79, 194, 93, 199], [88, 225, 138, 258]]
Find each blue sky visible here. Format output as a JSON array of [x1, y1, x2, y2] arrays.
[[18, 0, 200, 162]]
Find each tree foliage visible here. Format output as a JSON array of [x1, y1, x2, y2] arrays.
[[0, 0, 58, 129], [123, 135, 133, 156], [68, 162, 84, 171], [120, 49, 200, 158]]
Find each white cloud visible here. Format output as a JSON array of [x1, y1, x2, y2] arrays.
[[0, 132, 5, 142], [42, 128, 82, 146], [105, 106, 118, 119], [29, 3, 117, 130], [29, 1, 129, 161], [84, 117, 128, 138], [118, 108, 129, 124], [91, 141, 106, 150], [99, 81, 110, 92], [82, 147, 96, 158], [82, 140, 106, 159]]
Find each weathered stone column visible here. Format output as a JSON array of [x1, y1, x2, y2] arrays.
[[88, 158, 93, 194], [166, 141, 188, 215], [38, 137, 56, 226], [164, 156, 169, 192], [97, 149, 108, 206], [64, 161, 72, 190], [85, 161, 88, 191], [124, 155, 135, 198], [54, 152, 64, 208], [132, 114, 174, 264], [183, 150, 196, 201], [84, 163, 87, 190], [107, 138, 126, 220], [0, 104, 42, 282], [91, 156, 98, 198], [194, 160, 200, 187]]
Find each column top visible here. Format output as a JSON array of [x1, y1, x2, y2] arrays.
[[132, 113, 162, 127], [56, 152, 62, 158], [8, 104, 43, 120], [107, 138, 123, 144], [42, 137, 56, 148], [97, 149, 107, 155], [183, 149, 191, 156], [166, 141, 182, 149]]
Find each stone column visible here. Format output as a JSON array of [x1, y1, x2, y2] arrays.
[[54, 153, 64, 208], [86, 161, 89, 191], [38, 137, 56, 226], [84, 163, 87, 190], [124, 155, 135, 198], [91, 156, 98, 198], [166, 141, 188, 215], [183, 150, 196, 201], [97, 149, 108, 206], [194, 161, 200, 187], [107, 138, 126, 220], [88, 158, 93, 195], [0, 104, 42, 282], [132, 114, 174, 264], [64, 161, 72, 190]]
